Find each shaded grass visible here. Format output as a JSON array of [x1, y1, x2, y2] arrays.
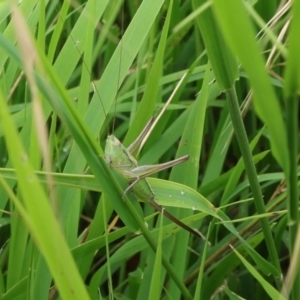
[[0, 1, 298, 299]]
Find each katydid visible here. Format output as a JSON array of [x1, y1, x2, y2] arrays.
[[104, 117, 201, 238]]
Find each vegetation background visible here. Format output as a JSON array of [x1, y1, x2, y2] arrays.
[[0, 0, 298, 299]]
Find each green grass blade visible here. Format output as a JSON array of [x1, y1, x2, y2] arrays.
[[124, 0, 173, 145], [231, 246, 286, 300], [148, 211, 164, 300], [212, 0, 288, 170], [282, 1, 300, 297], [192, 0, 238, 89], [0, 92, 90, 299]]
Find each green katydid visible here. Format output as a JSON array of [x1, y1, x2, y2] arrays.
[[104, 116, 201, 238]]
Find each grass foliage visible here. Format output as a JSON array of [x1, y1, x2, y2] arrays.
[[0, 0, 299, 299]]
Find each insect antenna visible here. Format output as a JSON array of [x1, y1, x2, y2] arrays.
[[111, 2, 124, 135], [53, 4, 107, 114], [53, 3, 128, 139]]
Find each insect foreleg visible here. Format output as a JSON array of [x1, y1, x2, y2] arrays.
[[121, 173, 140, 199], [120, 168, 156, 202]]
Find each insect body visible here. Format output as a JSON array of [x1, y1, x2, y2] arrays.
[[104, 119, 201, 237], [105, 134, 156, 200]]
